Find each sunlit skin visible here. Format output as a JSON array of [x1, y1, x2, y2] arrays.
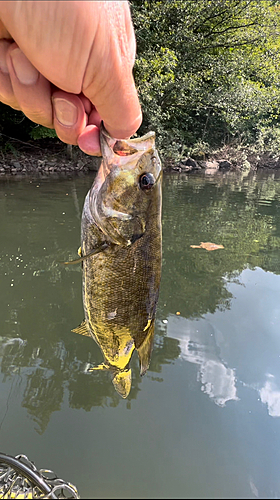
[[0, 1, 142, 155]]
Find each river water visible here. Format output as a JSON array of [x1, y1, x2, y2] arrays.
[[0, 169, 280, 498]]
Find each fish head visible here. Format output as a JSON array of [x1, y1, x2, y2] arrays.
[[112, 368, 132, 399], [88, 123, 162, 246]]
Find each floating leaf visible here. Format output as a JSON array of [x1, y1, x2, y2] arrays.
[[190, 242, 224, 251]]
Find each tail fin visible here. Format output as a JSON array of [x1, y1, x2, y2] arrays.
[[112, 369, 132, 399]]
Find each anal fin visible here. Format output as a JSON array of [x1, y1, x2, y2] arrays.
[[72, 320, 92, 338]]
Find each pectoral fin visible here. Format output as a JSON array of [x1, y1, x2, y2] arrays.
[[87, 363, 108, 372], [61, 242, 108, 265], [72, 320, 92, 338], [136, 319, 155, 376]]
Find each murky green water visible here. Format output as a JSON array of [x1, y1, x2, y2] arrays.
[[1, 169, 280, 498]]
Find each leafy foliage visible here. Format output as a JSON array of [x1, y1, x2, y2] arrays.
[[131, 0, 280, 162], [0, 102, 56, 143], [29, 125, 57, 140], [1, 1, 280, 163]]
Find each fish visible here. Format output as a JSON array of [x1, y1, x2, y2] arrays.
[[72, 123, 162, 398]]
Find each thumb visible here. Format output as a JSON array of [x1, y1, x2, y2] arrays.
[[84, 73, 142, 140]]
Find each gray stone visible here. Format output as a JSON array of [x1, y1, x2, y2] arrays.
[[197, 161, 208, 169], [218, 160, 232, 170], [180, 157, 198, 169], [205, 160, 219, 170], [178, 163, 192, 172], [12, 161, 22, 169]]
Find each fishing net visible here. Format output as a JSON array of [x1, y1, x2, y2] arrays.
[[0, 453, 80, 499]]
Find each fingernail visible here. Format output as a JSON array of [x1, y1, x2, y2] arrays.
[[53, 98, 78, 127], [10, 48, 39, 85]]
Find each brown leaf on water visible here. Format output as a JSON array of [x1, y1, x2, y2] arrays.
[[190, 242, 224, 251]]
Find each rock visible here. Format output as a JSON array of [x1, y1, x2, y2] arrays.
[[197, 160, 219, 174], [178, 163, 192, 172], [12, 161, 22, 170], [176, 157, 202, 172], [197, 161, 208, 169], [218, 160, 232, 170], [205, 160, 219, 170], [274, 159, 280, 168], [77, 160, 85, 169], [180, 157, 198, 168], [257, 157, 280, 169], [241, 160, 251, 171]]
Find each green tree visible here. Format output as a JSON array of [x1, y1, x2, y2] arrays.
[[131, 0, 280, 162]]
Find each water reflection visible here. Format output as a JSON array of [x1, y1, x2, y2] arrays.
[[1, 171, 280, 433], [259, 374, 280, 417], [164, 314, 238, 406]]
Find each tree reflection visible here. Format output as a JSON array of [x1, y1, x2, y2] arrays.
[[160, 171, 280, 320], [1, 172, 280, 431]]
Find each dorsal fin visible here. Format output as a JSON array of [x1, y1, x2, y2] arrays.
[[136, 319, 155, 376], [72, 320, 92, 338]]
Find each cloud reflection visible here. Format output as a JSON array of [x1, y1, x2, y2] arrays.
[[259, 374, 280, 417], [200, 359, 238, 406], [166, 314, 238, 407]]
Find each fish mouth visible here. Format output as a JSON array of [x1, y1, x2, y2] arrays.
[[99, 121, 161, 181], [154, 168, 163, 186], [89, 123, 161, 246], [100, 122, 155, 149], [111, 368, 132, 399]]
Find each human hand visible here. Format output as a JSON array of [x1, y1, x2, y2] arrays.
[[0, 0, 142, 156]]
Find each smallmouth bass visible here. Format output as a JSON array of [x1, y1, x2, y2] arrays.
[[73, 123, 162, 398]]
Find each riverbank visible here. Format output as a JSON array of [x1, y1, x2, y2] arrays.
[[165, 144, 280, 174], [0, 138, 279, 176], [0, 138, 101, 177]]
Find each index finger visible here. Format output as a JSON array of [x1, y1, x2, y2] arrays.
[[81, 1, 142, 139]]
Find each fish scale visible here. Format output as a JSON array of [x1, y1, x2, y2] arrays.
[[72, 123, 162, 398]]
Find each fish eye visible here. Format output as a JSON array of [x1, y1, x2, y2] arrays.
[[139, 173, 155, 190]]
